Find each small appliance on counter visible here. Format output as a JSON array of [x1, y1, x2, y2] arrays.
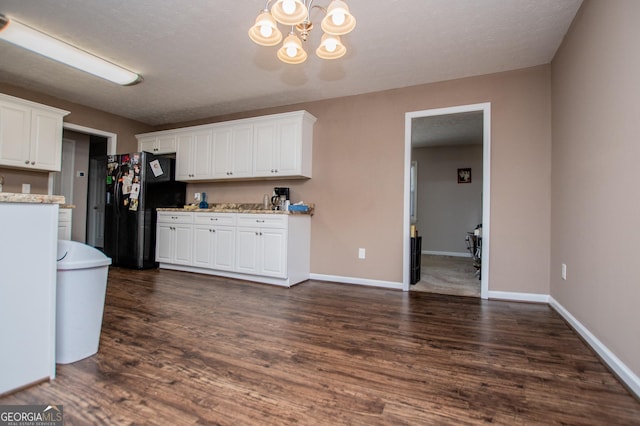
[[271, 187, 290, 210]]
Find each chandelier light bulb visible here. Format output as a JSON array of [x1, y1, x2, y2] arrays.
[[271, 0, 308, 25], [321, 0, 356, 35], [249, 10, 282, 46], [282, 0, 296, 15], [277, 31, 307, 64], [260, 25, 273, 38], [332, 10, 345, 26], [316, 33, 346, 60], [324, 38, 337, 52], [286, 46, 297, 57]]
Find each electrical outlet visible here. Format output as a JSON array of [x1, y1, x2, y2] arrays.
[[358, 248, 366, 259], [561, 263, 567, 280], [194, 193, 201, 201], [22, 183, 30, 194]]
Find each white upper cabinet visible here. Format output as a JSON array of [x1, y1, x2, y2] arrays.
[[211, 124, 253, 179], [138, 134, 177, 154], [0, 94, 69, 172], [136, 110, 316, 182], [253, 115, 310, 178], [175, 130, 213, 181]]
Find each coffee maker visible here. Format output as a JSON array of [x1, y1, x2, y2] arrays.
[[271, 187, 290, 210]]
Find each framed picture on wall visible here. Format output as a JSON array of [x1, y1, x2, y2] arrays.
[[458, 168, 471, 183]]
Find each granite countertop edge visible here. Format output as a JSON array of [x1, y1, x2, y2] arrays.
[[0, 193, 65, 205], [157, 203, 314, 216]]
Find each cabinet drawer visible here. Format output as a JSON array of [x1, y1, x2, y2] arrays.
[[157, 211, 193, 224], [194, 212, 236, 226], [58, 208, 72, 221], [237, 214, 287, 229]]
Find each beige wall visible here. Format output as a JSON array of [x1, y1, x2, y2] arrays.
[[412, 144, 483, 254], [181, 65, 552, 291], [0, 83, 153, 195], [551, 0, 640, 375], [1, 66, 552, 292]]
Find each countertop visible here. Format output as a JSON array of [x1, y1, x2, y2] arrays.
[[0, 193, 65, 205], [158, 203, 314, 215]]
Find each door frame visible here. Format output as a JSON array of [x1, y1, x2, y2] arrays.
[[403, 103, 491, 299], [48, 123, 118, 194]]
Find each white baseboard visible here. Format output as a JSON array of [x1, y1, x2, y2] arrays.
[[549, 296, 640, 398], [422, 250, 471, 258], [309, 273, 403, 290], [488, 291, 550, 303]]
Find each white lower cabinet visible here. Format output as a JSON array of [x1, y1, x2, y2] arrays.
[[193, 213, 236, 271], [156, 212, 193, 265], [236, 214, 287, 278], [58, 208, 72, 240], [157, 211, 310, 286]]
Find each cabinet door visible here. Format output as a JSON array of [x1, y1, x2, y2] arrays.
[[138, 137, 157, 153], [30, 108, 63, 171], [213, 225, 235, 271], [277, 118, 302, 176], [231, 124, 253, 178], [193, 225, 213, 267], [211, 127, 232, 179], [175, 134, 193, 181], [260, 228, 287, 277], [0, 100, 31, 167], [156, 135, 177, 154], [173, 224, 193, 265], [156, 223, 174, 262], [253, 121, 276, 177], [192, 130, 212, 179], [235, 227, 260, 274]]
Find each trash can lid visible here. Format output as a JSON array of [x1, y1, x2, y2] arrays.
[[57, 240, 112, 270]]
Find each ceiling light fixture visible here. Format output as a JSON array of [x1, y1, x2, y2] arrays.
[[249, 0, 356, 64], [0, 14, 142, 86]]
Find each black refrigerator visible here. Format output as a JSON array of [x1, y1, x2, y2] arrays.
[[104, 152, 186, 269]]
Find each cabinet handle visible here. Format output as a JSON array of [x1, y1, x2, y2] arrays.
[[210, 218, 218, 221], [256, 219, 265, 223], [25, 160, 29, 164]]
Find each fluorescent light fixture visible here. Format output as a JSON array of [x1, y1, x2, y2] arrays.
[[0, 14, 142, 86]]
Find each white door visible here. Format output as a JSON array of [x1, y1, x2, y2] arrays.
[[236, 227, 259, 274], [173, 224, 193, 265], [260, 228, 287, 277], [156, 223, 174, 262], [193, 225, 213, 268], [0, 100, 31, 167], [211, 127, 232, 179], [231, 124, 253, 178], [193, 130, 212, 179], [213, 225, 235, 271], [175, 134, 193, 180], [277, 118, 301, 175], [30, 109, 63, 171], [253, 121, 276, 177]]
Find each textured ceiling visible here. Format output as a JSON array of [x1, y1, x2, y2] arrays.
[[0, 0, 582, 126], [412, 112, 483, 148]]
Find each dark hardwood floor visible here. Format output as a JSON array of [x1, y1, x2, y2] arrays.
[[2, 267, 639, 425]]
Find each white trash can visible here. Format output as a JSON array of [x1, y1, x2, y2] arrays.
[[56, 240, 112, 364]]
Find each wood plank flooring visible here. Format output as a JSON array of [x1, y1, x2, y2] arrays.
[[2, 267, 639, 425]]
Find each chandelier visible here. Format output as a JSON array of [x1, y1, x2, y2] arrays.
[[249, 0, 356, 64]]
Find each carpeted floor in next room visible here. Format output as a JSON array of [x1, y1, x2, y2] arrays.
[[412, 254, 480, 297]]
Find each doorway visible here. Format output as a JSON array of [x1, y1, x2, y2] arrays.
[[403, 103, 491, 298], [49, 123, 117, 246]]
